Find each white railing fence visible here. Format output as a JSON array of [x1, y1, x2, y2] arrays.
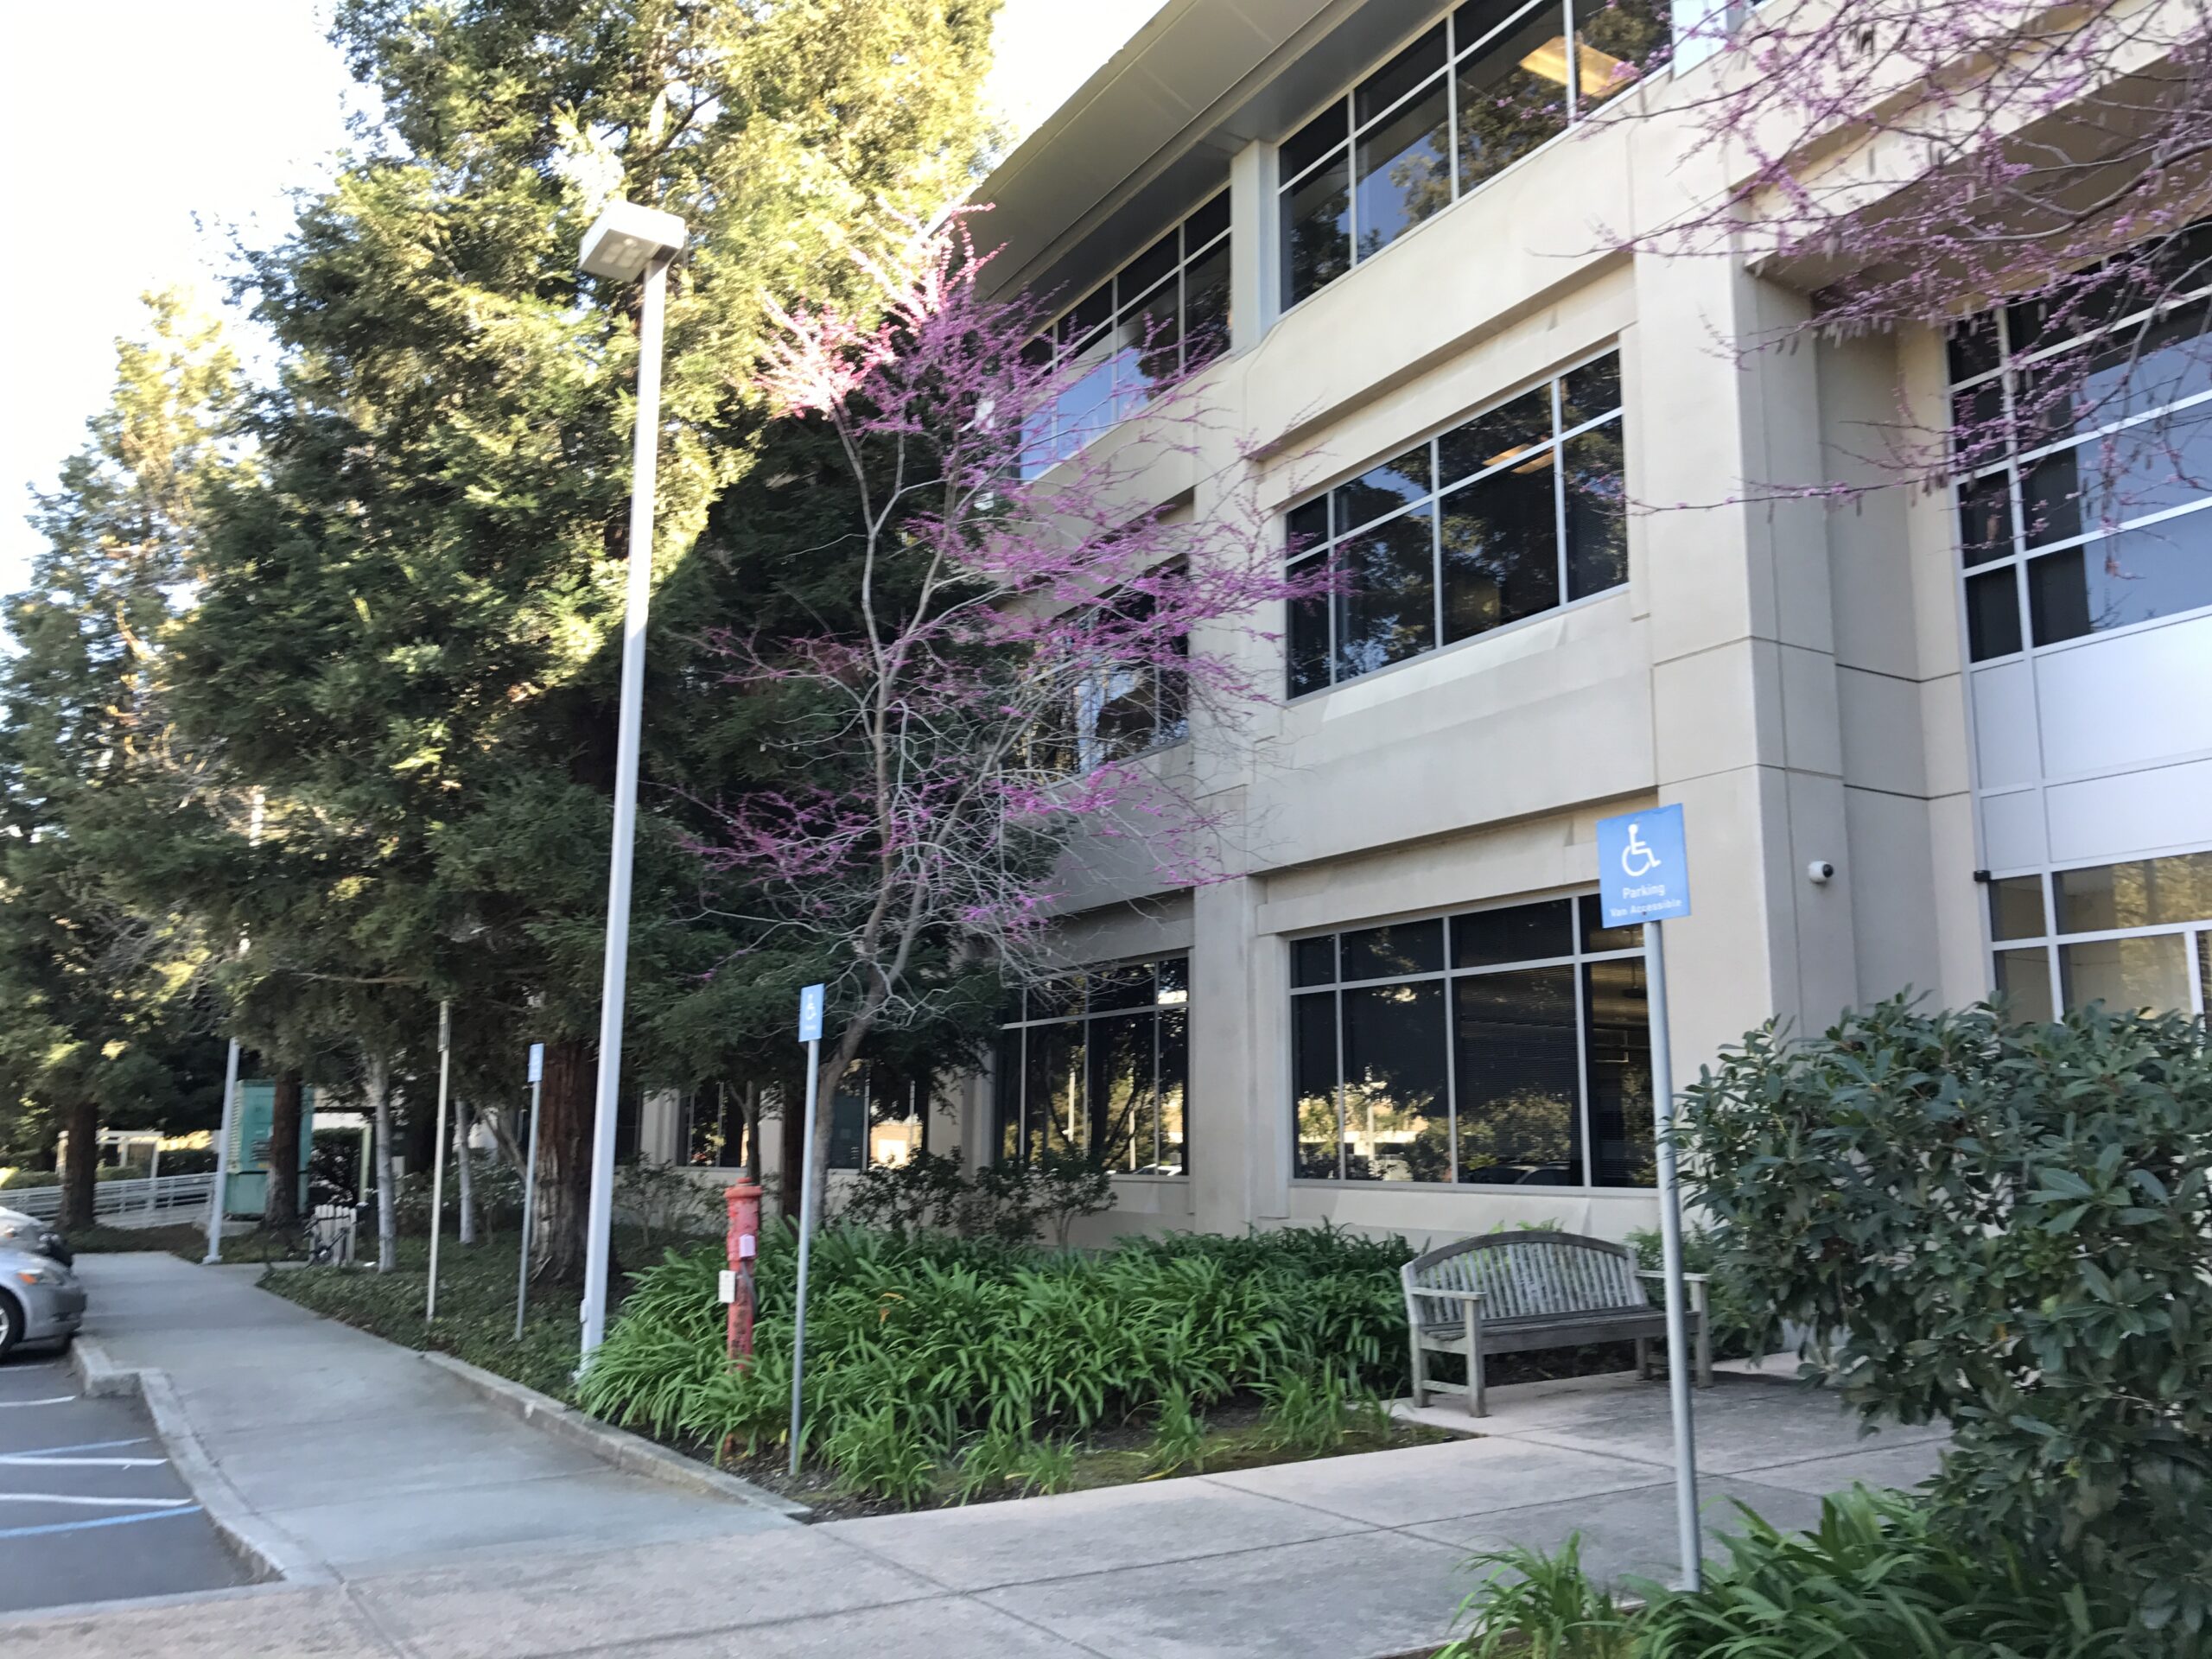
[[1, 1171, 216, 1223]]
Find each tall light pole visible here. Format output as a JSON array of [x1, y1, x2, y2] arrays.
[[577, 200, 687, 1359]]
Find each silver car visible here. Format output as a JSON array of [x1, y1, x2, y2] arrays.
[[0, 1205, 71, 1266], [0, 1243, 86, 1358]]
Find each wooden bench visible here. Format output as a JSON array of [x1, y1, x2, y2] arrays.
[[1401, 1230, 1710, 1417]]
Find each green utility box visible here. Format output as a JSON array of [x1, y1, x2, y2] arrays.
[[221, 1081, 316, 1219]]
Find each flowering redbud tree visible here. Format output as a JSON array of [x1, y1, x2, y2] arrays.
[[1624, 0, 2212, 523], [691, 218, 1313, 1209]]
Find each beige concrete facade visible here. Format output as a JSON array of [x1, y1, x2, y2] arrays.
[[663, 0, 2212, 1246]]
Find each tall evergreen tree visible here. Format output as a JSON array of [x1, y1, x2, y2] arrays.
[[0, 292, 240, 1226], [177, 0, 1001, 1279]]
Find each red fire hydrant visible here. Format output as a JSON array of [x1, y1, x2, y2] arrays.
[[723, 1180, 762, 1367]]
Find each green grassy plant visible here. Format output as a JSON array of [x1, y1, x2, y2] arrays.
[[1147, 1384, 1208, 1476], [821, 1404, 938, 1507], [575, 1223, 1420, 1502], [1010, 1436, 1078, 1497]]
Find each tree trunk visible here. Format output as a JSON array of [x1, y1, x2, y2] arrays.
[[531, 1037, 595, 1285], [57, 1096, 99, 1232], [266, 1071, 304, 1231], [801, 1022, 871, 1240], [779, 1084, 804, 1221], [454, 1097, 476, 1245], [369, 1052, 397, 1272]]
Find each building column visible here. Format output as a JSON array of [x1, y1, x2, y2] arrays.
[[1188, 874, 1286, 1234], [1228, 139, 1279, 354]]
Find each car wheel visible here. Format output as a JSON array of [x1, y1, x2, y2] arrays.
[[0, 1291, 21, 1361]]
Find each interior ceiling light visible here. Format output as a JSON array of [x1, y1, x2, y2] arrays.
[[1519, 37, 1631, 100]]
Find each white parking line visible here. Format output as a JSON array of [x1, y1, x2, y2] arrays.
[[0, 1455, 167, 1467], [0, 1437, 150, 1458], [0, 1493, 196, 1509], [0, 1398, 73, 1408]]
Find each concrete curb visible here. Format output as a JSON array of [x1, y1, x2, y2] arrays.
[[68, 1338, 334, 1587], [418, 1351, 810, 1522]]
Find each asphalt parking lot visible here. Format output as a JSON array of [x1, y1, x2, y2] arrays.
[[0, 1349, 245, 1615]]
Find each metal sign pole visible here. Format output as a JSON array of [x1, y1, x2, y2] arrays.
[[787, 983, 826, 1478], [427, 1000, 453, 1321], [1643, 918, 1701, 1591], [516, 1043, 544, 1342], [204, 1039, 243, 1263], [1596, 803, 1700, 1592]]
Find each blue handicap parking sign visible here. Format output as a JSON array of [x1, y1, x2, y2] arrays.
[[798, 982, 825, 1043], [1596, 804, 1691, 926]]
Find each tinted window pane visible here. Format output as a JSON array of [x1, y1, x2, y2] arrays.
[[1281, 104, 1348, 182], [1561, 352, 1622, 426], [1453, 899, 1573, 967], [1121, 230, 1179, 306], [1293, 992, 1341, 1178], [2062, 932, 2193, 1014], [1341, 982, 1450, 1182], [2026, 513, 2212, 645], [1586, 957, 1656, 1186], [1455, 0, 1548, 54], [1342, 918, 1445, 980], [1357, 23, 1447, 126], [1964, 567, 2023, 660], [1183, 241, 1231, 369], [1441, 460, 1560, 642], [1159, 956, 1191, 1001], [1186, 189, 1230, 250], [1957, 472, 2014, 566], [1287, 498, 1331, 553], [1438, 386, 1551, 485], [1114, 278, 1180, 402], [1158, 1008, 1188, 1173], [1578, 893, 1643, 953], [1454, 965, 1580, 1186], [1987, 875, 2046, 940], [1993, 948, 2055, 1022], [1281, 155, 1351, 306], [1355, 78, 1452, 262], [2056, 853, 2212, 931], [1337, 505, 1437, 678], [1087, 1012, 1154, 1170], [1024, 1022, 1085, 1156], [2018, 302, 2212, 448], [2035, 403, 2212, 536], [1455, 7, 1570, 195], [1337, 445, 1433, 532], [1287, 554, 1332, 696], [1563, 425, 1627, 599], [1292, 935, 1338, 988], [1088, 962, 1155, 1011], [1948, 315, 2002, 385], [995, 1029, 1023, 1160], [1572, 0, 1667, 102]]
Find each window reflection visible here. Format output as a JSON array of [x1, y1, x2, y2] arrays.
[[1293, 893, 1650, 1187], [998, 958, 1192, 1173]]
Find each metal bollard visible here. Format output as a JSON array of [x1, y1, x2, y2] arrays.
[[722, 1179, 762, 1366]]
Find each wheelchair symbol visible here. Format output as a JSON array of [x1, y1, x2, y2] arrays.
[[1620, 823, 1660, 878]]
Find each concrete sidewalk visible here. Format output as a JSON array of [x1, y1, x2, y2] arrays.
[[59, 1254, 794, 1581], [0, 1272, 1945, 1659]]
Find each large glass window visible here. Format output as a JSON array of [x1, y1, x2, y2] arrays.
[[1947, 262, 2212, 664], [1278, 0, 1665, 308], [1291, 893, 1651, 1186], [1986, 852, 2212, 1019], [1024, 192, 1232, 476], [1287, 351, 1626, 693], [996, 957, 1190, 1173]]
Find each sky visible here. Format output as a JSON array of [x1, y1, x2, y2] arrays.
[[0, 0, 1169, 594]]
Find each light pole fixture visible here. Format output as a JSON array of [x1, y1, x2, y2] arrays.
[[578, 197, 686, 1359]]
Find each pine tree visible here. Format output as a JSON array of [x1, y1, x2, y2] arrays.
[[0, 292, 241, 1227], [176, 0, 1002, 1280]]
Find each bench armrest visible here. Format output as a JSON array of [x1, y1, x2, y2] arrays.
[[1636, 1270, 1709, 1284], [1408, 1287, 1487, 1305]]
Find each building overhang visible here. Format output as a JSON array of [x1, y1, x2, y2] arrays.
[[975, 0, 1451, 308]]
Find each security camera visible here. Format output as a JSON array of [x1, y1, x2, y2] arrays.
[[1807, 860, 1835, 885]]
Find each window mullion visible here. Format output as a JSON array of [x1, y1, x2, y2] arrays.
[[1561, 0, 1579, 126], [1574, 945, 1595, 1186], [1552, 378, 1571, 601]]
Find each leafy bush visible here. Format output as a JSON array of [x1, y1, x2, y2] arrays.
[[576, 1223, 1418, 1499], [1680, 998, 2212, 1639], [840, 1147, 1115, 1245], [1624, 1225, 1759, 1363], [1148, 1385, 1208, 1476], [1440, 1488, 2144, 1658]]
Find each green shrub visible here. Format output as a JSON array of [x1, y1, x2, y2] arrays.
[[1009, 1436, 1078, 1497], [575, 1223, 1421, 1491], [821, 1404, 938, 1507], [1680, 998, 2212, 1639], [1148, 1384, 1209, 1475], [840, 1147, 1115, 1245], [1623, 1225, 1758, 1362], [1440, 1488, 2144, 1659]]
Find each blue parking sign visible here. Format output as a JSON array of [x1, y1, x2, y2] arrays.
[[797, 983, 825, 1044], [1596, 804, 1691, 926]]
